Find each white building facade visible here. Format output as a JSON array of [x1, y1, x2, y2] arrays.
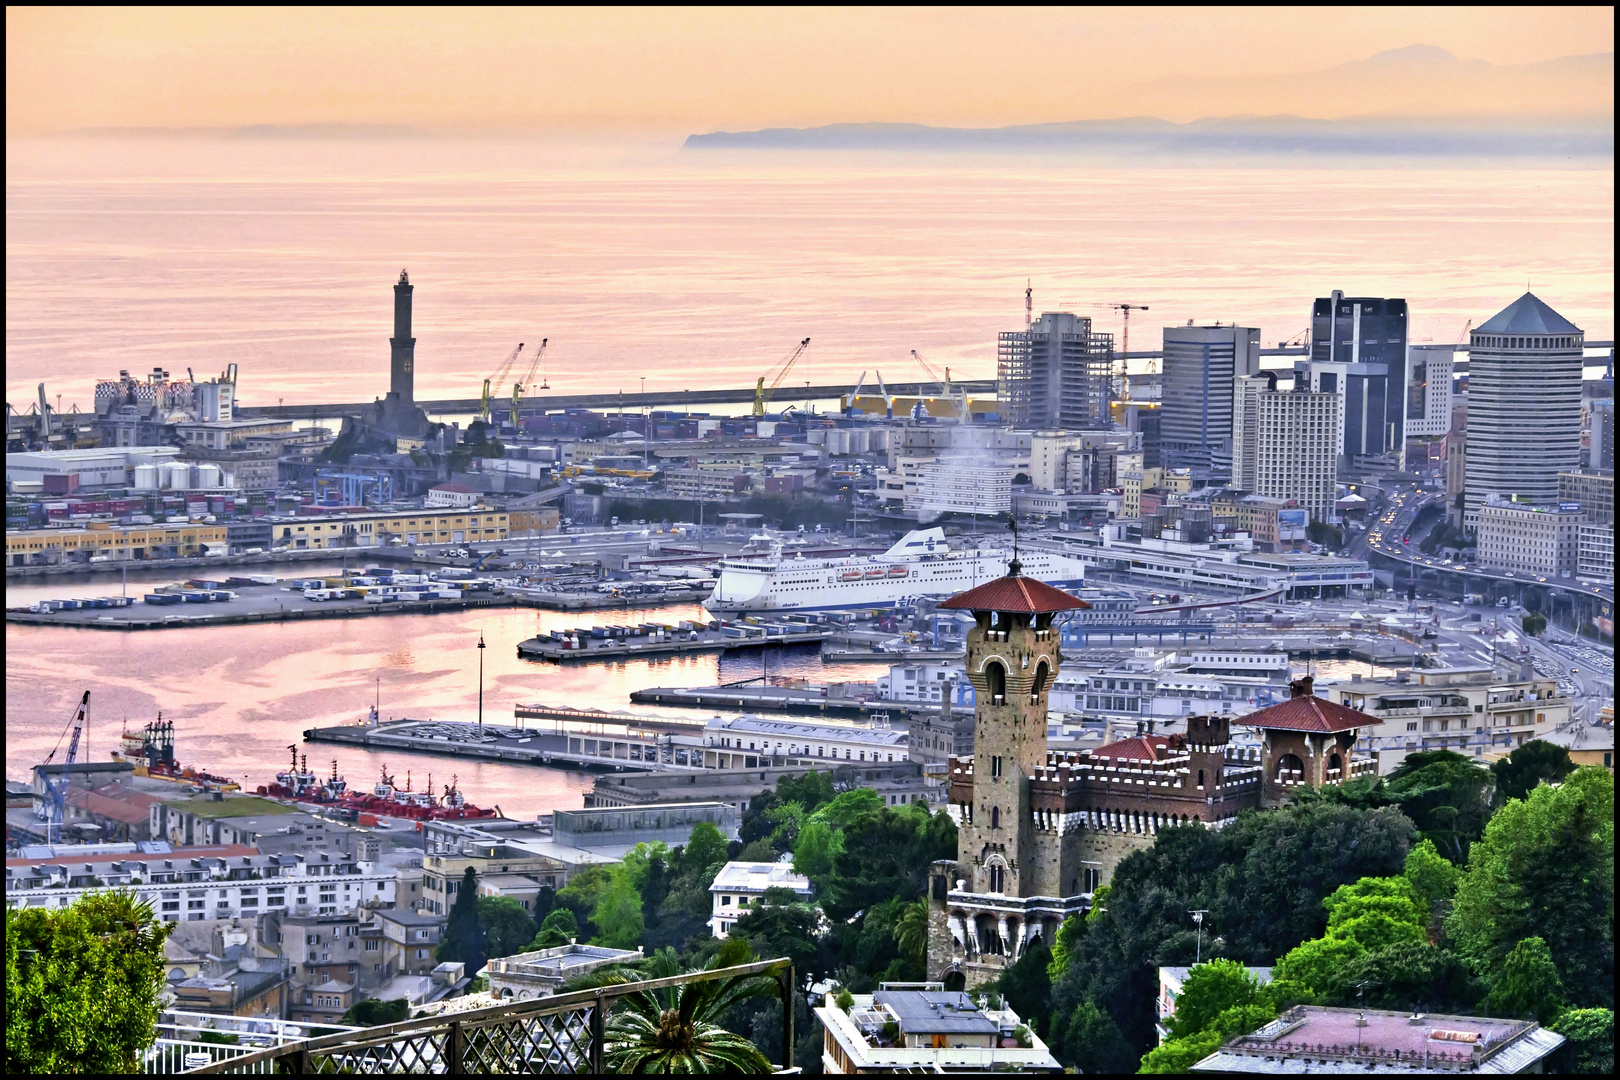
[[1475, 499, 1583, 577]]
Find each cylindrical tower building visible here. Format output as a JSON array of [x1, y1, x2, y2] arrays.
[[1463, 293, 1584, 528]]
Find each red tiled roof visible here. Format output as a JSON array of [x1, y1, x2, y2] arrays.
[[1236, 694, 1380, 733], [1093, 736, 1168, 763], [938, 573, 1090, 613]]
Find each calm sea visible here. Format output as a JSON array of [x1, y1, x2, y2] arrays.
[[5, 136, 1611, 813]]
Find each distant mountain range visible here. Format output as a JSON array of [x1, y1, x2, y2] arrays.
[[683, 114, 1613, 157], [686, 45, 1614, 158]]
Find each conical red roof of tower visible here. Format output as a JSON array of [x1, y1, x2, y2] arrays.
[[939, 572, 1090, 613]]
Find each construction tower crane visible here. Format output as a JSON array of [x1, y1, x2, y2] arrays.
[[1111, 303, 1149, 400], [480, 342, 525, 424], [512, 338, 549, 419], [39, 691, 90, 840], [751, 337, 811, 417]]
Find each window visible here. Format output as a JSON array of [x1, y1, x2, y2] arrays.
[[990, 806, 1000, 829]]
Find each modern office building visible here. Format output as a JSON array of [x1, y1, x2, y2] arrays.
[[1589, 398, 1614, 472], [1159, 324, 1260, 483], [1559, 470, 1614, 525], [1462, 293, 1585, 528], [1301, 291, 1409, 463], [997, 312, 1114, 430], [1242, 385, 1342, 523], [1229, 373, 1273, 492]]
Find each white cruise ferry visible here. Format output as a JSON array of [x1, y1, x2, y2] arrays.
[[704, 528, 1086, 614]]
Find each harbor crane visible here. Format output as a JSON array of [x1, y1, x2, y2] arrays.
[[511, 337, 549, 421], [39, 691, 90, 841], [479, 342, 525, 424], [751, 337, 811, 417], [842, 370, 869, 416], [910, 349, 969, 422]]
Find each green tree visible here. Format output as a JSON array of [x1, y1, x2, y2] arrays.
[[340, 998, 410, 1027], [1520, 612, 1547, 637], [1323, 876, 1429, 931], [892, 900, 930, 977], [1383, 751, 1494, 863], [477, 896, 537, 960], [437, 867, 486, 974], [1490, 740, 1575, 808], [1138, 1028, 1225, 1073], [820, 804, 956, 922], [810, 787, 886, 829], [1447, 766, 1613, 1007], [1319, 940, 1481, 1014], [1164, 960, 1269, 1042], [1548, 1008, 1614, 1074], [791, 819, 843, 885], [1485, 936, 1564, 1023], [528, 908, 579, 951], [1402, 838, 1460, 915], [991, 941, 1052, 1037], [590, 871, 647, 950], [6, 890, 173, 1074], [601, 939, 777, 1073], [729, 889, 823, 975], [683, 822, 730, 877], [1055, 999, 1138, 1075], [776, 770, 836, 814], [1271, 935, 1368, 999], [1047, 914, 1085, 982]]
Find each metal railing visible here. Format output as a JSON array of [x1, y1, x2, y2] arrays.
[[183, 958, 794, 1074]]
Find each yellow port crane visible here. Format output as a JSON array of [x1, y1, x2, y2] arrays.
[[511, 338, 549, 421], [910, 349, 969, 421], [480, 342, 525, 424], [751, 337, 811, 417]]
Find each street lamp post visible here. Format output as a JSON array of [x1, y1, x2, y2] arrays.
[[477, 634, 486, 735], [1190, 909, 1208, 965]]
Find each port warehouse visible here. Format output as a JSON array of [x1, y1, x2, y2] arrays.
[[5, 506, 509, 566]]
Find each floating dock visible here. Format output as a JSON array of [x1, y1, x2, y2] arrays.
[[516, 626, 831, 663]]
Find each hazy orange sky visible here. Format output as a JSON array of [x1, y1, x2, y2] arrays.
[[7, 7, 1614, 136]]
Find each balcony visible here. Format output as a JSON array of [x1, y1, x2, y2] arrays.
[[179, 958, 796, 1074]]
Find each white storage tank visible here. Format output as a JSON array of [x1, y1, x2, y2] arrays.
[[132, 464, 160, 491], [196, 464, 223, 489], [161, 461, 191, 490]]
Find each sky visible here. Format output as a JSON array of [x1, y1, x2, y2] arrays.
[[7, 7, 1614, 137]]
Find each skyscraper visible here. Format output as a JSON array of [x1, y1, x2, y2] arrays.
[[997, 312, 1113, 430], [1160, 323, 1260, 482], [1252, 384, 1342, 523], [1230, 372, 1275, 492], [1462, 293, 1584, 528], [1298, 291, 1409, 463]]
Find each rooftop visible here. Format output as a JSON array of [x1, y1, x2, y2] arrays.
[[1236, 680, 1380, 733], [873, 989, 1000, 1037], [939, 571, 1091, 614], [1093, 735, 1170, 764], [1475, 292, 1582, 336], [1192, 1005, 1563, 1074], [709, 859, 812, 895], [707, 714, 908, 747], [160, 794, 300, 819]]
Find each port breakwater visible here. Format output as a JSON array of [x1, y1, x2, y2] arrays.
[[303, 717, 702, 773], [516, 627, 831, 663]]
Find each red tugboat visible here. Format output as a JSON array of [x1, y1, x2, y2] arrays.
[[256, 752, 494, 821], [111, 715, 241, 792]]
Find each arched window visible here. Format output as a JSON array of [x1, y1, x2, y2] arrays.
[[1030, 659, 1050, 702], [1328, 752, 1343, 775], [989, 862, 1004, 893], [1276, 752, 1304, 781], [1197, 769, 1205, 788], [985, 661, 1006, 704], [990, 806, 1000, 829]]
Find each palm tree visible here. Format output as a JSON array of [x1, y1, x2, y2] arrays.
[[894, 899, 930, 975], [601, 939, 777, 1073]]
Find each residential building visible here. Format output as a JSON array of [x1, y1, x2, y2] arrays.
[[1191, 1005, 1564, 1074], [370, 908, 446, 978], [1558, 469, 1614, 525], [1158, 966, 1272, 1044], [487, 944, 644, 1002], [816, 985, 1060, 1073], [911, 460, 1011, 520], [997, 312, 1114, 430], [1405, 344, 1456, 438], [1462, 293, 1585, 527], [1589, 398, 1614, 472], [1333, 665, 1573, 771], [1304, 291, 1409, 462], [709, 859, 813, 938], [171, 966, 289, 1020], [263, 909, 382, 1018], [6, 520, 228, 567], [1229, 374, 1272, 491], [1160, 324, 1260, 483], [5, 844, 397, 921], [1248, 385, 1342, 522], [1474, 498, 1584, 577]]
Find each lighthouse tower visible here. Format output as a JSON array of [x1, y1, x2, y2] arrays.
[[390, 270, 415, 406]]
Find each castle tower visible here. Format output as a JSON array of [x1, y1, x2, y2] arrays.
[[928, 557, 1089, 988], [390, 270, 416, 405], [1237, 677, 1382, 807]]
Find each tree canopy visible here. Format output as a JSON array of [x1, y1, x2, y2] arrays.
[[437, 867, 486, 974], [6, 890, 173, 1075], [1490, 740, 1574, 808], [477, 896, 537, 960]]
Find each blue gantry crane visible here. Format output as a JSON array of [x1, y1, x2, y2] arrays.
[[38, 690, 90, 841]]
